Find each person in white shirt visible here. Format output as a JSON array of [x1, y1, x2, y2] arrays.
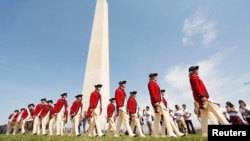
[[174, 105, 188, 135], [143, 106, 153, 135], [182, 104, 196, 134]]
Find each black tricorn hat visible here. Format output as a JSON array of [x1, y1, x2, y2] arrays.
[[189, 66, 199, 72], [47, 100, 53, 103], [61, 92, 67, 96], [94, 84, 103, 88], [14, 110, 19, 112], [109, 98, 115, 101], [118, 80, 127, 85], [160, 89, 166, 92], [20, 108, 25, 111], [75, 94, 83, 98], [149, 72, 158, 77], [28, 103, 35, 107], [40, 98, 47, 102], [130, 91, 137, 94]]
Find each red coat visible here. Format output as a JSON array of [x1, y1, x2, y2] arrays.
[[127, 96, 137, 114], [8, 113, 19, 122], [54, 98, 68, 113], [86, 107, 92, 118], [21, 109, 29, 120], [107, 103, 115, 118], [39, 105, 52, 118], [33, 103, 44, 116], [115, 87, 126, 107], [89, 91, 102, 109], [162, 97, 167, 108], [189, 74, 209, 107], [148, 80, 161, 104], [21, 108, 32, 119], [70, 100, 82, 117], [49, 106, 56, 119]]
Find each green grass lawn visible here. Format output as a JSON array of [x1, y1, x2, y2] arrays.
[[0, 134, 208, 141]]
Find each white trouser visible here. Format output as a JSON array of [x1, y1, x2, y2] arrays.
[[41, 114, 50, 135], [88, 107, 103, 137], [86, 117, 95, 136], [56, 110, 65, 135], [200, 101, 230, 137], [21, 120, 27, 134], [130, 116, 145, 137], [70, 113, 81, 135], [169, 114, 184, 136], [48, 117, 56, 135], [106, 117, 116, 136], [32, 116, 41, 135], [208, 112, 219, 124], [114, 108, 135, 137], [153, 102, 184, 137]]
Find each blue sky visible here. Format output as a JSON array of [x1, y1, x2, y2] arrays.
[[1, 0, 250, 129]]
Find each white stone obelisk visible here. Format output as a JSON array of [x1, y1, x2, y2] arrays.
[[81, 0, 110, 130]]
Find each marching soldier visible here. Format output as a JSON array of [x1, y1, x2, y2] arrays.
[[6, 110, 20, 135], [87, 84, 104, 137], [182, 104, 196, 134], [54, 93, 68, 136], [114, 80, 136, 137], [70, 94, 83, 136], [127, 91, 145, 137], [188, 66, 230, 137], [147, 73, 184, 137], [106, 98, 116, 136], [39, 100, 53, 135], [32, 98, 47, 135], [13, 108, 25, 135], [20, 103, 35, 134]]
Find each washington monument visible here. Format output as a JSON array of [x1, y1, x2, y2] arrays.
[[81, 0, 110, 129]]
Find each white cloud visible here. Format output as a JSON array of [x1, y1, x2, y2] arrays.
[[182, 9, 217, 46]]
